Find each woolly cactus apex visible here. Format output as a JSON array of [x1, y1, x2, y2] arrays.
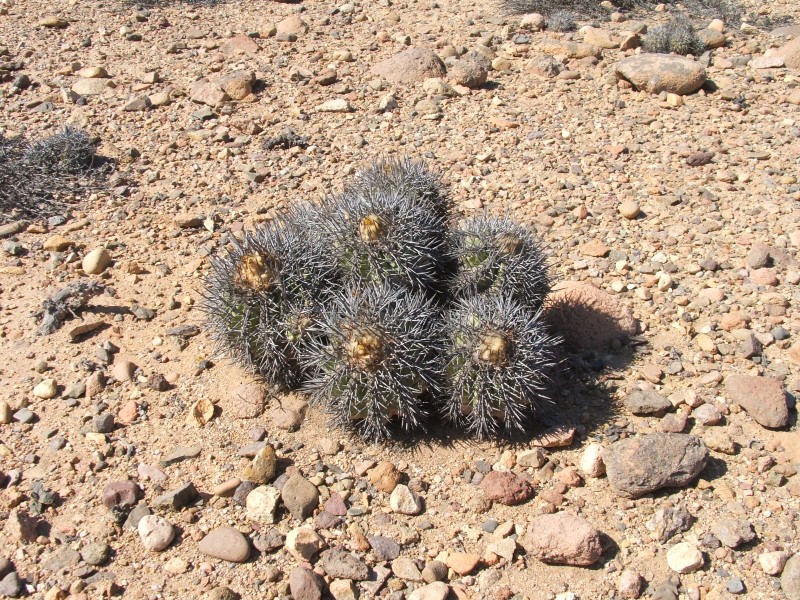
[[303, 283, 446, 443], [546, 10, 576, 32], [450, 214, 550, 312], [445, 294, 561, 439], [201, 215, 340, 388], [316, 187, 449, 298], [348, 155, 452, 220], [23, 126, 97, 175]]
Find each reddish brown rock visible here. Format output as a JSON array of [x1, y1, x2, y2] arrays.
[[725, 375, 789, 428], [480, 471, 533, 506], [522, 513, 603, 566], [369, 461, 402, 493], [371, 48, 446, 83]]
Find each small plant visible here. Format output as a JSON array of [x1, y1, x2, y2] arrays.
[[546, 10, 576, 31], [643, 15, 704, 55], [445, 294, 561, 439], [201, 215, 339, 389], [23, 126, 97, 175], [450, 215, 550, 312], [315, 187, 449, 298], [303, 283, 445, 443]]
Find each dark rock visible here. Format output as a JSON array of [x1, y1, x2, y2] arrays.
[[153, 482, 198, 510], [479, 471, 533, 505], [368, 535, 401, 562]]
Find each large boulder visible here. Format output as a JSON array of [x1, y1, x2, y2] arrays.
[[615, 54, 706, 95]]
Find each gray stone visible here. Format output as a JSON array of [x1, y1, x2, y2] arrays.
[[80, 542, 110, 566], [93, 412, 115, 433], [624, 389, 672, 416], [153, 482, 198, 510], [320, 548, 369, 580], [42, 548, 80, 571], [712, 519, 755, 549], [615, 54, 706, 95], [124, 503, 151, 530], [281, 474, 319, 520], [604, 433, 709, 498], [646, 506, 693, 543], [369, 535, 401, 561], [0, 572, 22, 598], [782, 554, 800, 600]]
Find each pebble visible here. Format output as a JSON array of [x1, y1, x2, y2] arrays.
[[80, 542, 110, 566], [446, 552, 480, 575], [289, 567, 324, 600], [408, 581, 450, 600], [523, 513, 603, 566], [102, 480, 139, 509], [243, 444, 277, 484], [369, 461, 403, 492], [32, 378, 57, 399], [392, 557, 423, 581], [198, 527, 250, 563], [781, 554, 800, 598], [0, 572, 22, 598], [281, 474, 319, 520], [371, 47, 446, 83], [666, 542, 704, 573], [389, 484, 423, 514], [246, 486, 281, 524], [138, 515, 175, 551], [319, 548, 369, 580], [759, 550, 789, 575], [619, 201, 641, 219], [153, 482, 198, 510], [712, 519, 755, 548], [618, 570, 645, 598], [369, 535, 401, 561], [580, 443, 605, 477], [82, 247, 112, 274], [285, 527, 326, 561], [479, 470, 533, 505], [604, 433, 709, 498], [624, 389, 672, 416]]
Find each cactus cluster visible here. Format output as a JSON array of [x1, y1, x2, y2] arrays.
[[643, 15, 704, 55], [0, 126, 106, 223], [203, 157, 562, 443]]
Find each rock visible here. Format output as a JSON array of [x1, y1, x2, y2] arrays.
[[153, 482, 198, 510], [369, 535, 401, 561], [371, 48, 447, 83], [584, 27, 621, 49], [277, 14, 308, 36], [138, 515, 174, 551], [112, 360, 136, 382], [615, 54, 707, 95], [759, 550, 789, 575], [646, 506, 693, 543], [271, 407, 304, 431], [532, 425, 577, 448], [618, 570, 645, 598], [102, 480, 139, 509], [776, 37, 800, 69], [546, 281, 637, 350], [448, 50, 490, 88], [522, 513, 603, 566], [697, 28, 726, 49], [230, 383, 266, 418], [0, 572, 22, 598], [320, 549, 369, 580], [32, 378, 57, 399], [604, 433, 709, 498], [389, 484, 423, 514], [446, 552, 480, 575], [281, 474, 319, 520], [693, 403, 723, 425], [206, 587, 240, 600], [82, 247, 111, 274], [285, 527, 326, 561], [666, 542, 704, 573], [408, 582, 450, 600], [712, 519, 755, 549], [246, 486, 281, 523], [317, 98, 353, 113], [71, 77, 113, 97], [191, 80, 229, 107], [289, 567, 324, 600], [221, 34, 259, 55], [528, 54, 564, 78], [580, 443, 605, 477], [93, 412, 115, 433], [198, 527, 250, 563], [536, 38, 601, 58], [480, 470, 533, 506], [80, 542, 110, 566], [619, 200, 641, 219], [39, 15, 68, 28], [324, 491, 347, 516], [369, 461, 403, 492], [44, 235, 72, 251], [328, 579, 357, 600], [421, 560, 448, 583], [624, 389, 672, 416], [218, 71, 254, 100], [784, 555, 800, 599], [123, 503, 151, 530], [243, 445, 277, 484], [724, 375, 789, 428], [160, 445, 201, 467], [124, 96, 151, 112], [392, 557, 423, 581]]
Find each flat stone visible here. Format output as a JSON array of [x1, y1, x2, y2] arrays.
[[160, 445, 201, 467], [480, 471, 533, 505], [408, 582, 450, 600], [0, 572, 22, 598], [446, 552, 480, 575], [537, 38, 601, 58], [776, 36, 800, 69], [604, 433, 709, 498], [221, 34, 259, 55], [615, 54, 706, 95], [80, 542, 110, 566], [320, 548, 369, 580], [624, 389, 672, 416], [522, 513, 603, 566], [72, 78, 113, 96], [317, 98, 353, 113], [712, 519, 755, 549], [281, 474, 319, 520], [190, 80, 228, 107], [198, 527, 250, 563], [42, 547, 80, 571], [392, 557, 423, 581], [646, 506, 693, 543], [371, 47, 447, 83], [546, 281, 637, 350], [750, 55, 786, 69], [724, 375, 789, 428]]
